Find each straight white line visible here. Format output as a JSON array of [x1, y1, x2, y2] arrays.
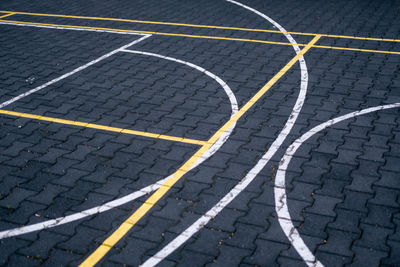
[[0, 21, 145, 35], [0, 50, 238, 239], [141, 0, 311, 266], [0, 34, 151, 109], [275, 103, 400, 267]]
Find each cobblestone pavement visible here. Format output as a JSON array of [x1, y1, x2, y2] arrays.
[[1, 0, 400, 266]]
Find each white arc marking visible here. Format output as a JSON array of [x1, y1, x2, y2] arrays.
[[141, 0, 310, 266], [0, 34, 152, 109], [0, 49, 238, 239], [120, 49, 238, 114], [275, 103, 400, 267]]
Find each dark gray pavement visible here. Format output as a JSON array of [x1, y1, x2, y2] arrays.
[[0, 0, 400, 266]]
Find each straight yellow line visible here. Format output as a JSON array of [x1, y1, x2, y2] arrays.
[[0, 19, 300, 46], [1, 19, 399, 55], [0, 12, 14, 19], [79, 34, 322, 267], [0, 109, 206, 145], [1, 10, 400, 42], [313, 45, 400, 55]]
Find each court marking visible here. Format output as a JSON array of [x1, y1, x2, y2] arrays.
[[1, 19, 400, 55], [0, 12, 14, 19], [141, 0, 313, 265], [79, 30, 321, 266], [0, 20, 152, 35], [0, 3, 398, 267], [313, 44, 400, 55], [0, 34, 151, 109], [1, 10, 400, 42], [275, 103, 400, 267], [0, 19, 300, 47], [0, 44, 240, 146], [0, 48, 239, 239], [0, 110, 206, 145]]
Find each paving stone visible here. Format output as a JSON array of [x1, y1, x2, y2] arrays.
[[7, 253, 42, 267], [176, 249, 214, 266], [277, 256, 308, 267], [208, 208, 246, 233], [185, 228, 229, 257], [299, 213, 333, 239], [224, 222, 263, 250], [328, 208, 364, 234], [0, 187, 37, 209], [57, 225, 105, 254], [244, 239, 288, 266], [354, 223, 393, 252], [314, 251, 352, 267], [0, 238, 31, 265], [105, 236, 156, 266], [130, 215, 175, 243], [27, 184, 69, 205], [305, 194, 342, 217], [362, 204, 396, 229], [18, 231, 68, 259], [345, 173, 377, 194], [318, 228, 358, 257], [337, 190, 372, 213], [350, 246, 388, 267], [206, 244, 251, 266], [287, 181, 319, 203], [382, 240, 400, 266], [368, 186, 399, 208], [1, 1, 400, 265]]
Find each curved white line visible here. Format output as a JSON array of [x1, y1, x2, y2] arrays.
[[0, 51, 238, 239], [275, 103, 400, 267], [141, 1, 310, 266]]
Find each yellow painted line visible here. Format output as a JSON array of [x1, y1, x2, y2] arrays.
[[1, 19, 399, 55], [79, 34, 322, 267], [313, 45, 400, 55], [0, 19, 301, 46], [0, 109, 206, 145], [0, 12, 14, 19], [1, 10, 400, 42]]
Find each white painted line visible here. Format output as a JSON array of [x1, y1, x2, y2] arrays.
[[0, 50, 238, 239], [0, 21, 146, 35], [141, 1, 311, 266], [0, 176, 169, 239], [0, 34, 152, 108], [275, 103, 400, 267]]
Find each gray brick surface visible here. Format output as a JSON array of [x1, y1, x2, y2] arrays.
[[0, 0, 400, 266]]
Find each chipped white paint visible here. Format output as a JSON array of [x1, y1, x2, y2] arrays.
[[275, 103, 400, 267]]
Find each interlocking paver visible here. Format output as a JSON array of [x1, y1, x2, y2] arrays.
[[1, 0, 400, 266]]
